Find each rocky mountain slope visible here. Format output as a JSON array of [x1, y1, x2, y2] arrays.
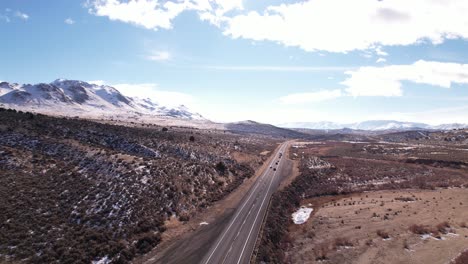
[[0, 79, 204, 122]]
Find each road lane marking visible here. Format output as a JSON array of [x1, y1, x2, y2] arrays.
[[235, 145, 285, 264], [222, 199, 258, 264], [202, 144, 286, 264]]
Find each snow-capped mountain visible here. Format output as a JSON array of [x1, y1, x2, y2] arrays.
[[280, 121, 346, 130], [349, 120, 430, 130], [431, 123, 468, 130], [0, 79, 204, 121], [280, 120, 468, 131]]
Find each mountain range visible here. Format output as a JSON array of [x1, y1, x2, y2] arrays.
[[280, 120, 468, 131], [1, 79, 466, 132], [0, 79, 204, 121]]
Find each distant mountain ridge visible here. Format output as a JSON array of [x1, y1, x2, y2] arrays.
[[0, 79, 204, 121], [280, 120, 468, 131]]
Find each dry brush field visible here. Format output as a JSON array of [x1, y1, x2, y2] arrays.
[[0, 108, 278, 263], [256, 137, 468, 264]]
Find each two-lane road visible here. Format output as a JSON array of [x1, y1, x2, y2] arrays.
[[201, 142, 288, 264]]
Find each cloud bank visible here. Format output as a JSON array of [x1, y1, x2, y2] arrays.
[[281, 60, 468, 103], [88, 0, 468, 53], [87, 0, 242, 30], [343, 60, 468, 97]]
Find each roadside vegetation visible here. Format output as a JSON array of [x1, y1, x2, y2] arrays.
[[256, 139, 468, 263], [0, 108, 277, 263]]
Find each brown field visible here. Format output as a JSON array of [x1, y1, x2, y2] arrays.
[[256, 138, 468, 264], [286, 188, 468, 264]]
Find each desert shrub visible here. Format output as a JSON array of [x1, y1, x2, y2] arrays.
[[179, 213, 190, 222], [333, 237, 353, 249], [395, 197, 415, 202], [314, 242, 330, 261], [452, 250, 468, 264], [215, 161, 227, 175], [135, 234, 161, 254], [436, 221, 451, 234], [376, 230, 390, 239], [409, 224, 431, 235], [403, 239, 409, 250]]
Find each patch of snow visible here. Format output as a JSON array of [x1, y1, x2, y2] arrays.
[[140, 176, 149, 184], [420, 234, 432, 240], [92, 256, 111, 264], [292, 207, 313, 224]]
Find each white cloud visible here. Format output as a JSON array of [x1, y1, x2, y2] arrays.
[[15, 11, 29, 20], [89, 80, 194, 107], [273, 60, 468, 113], [87, 0, 195, 30], [221, 0, 468, 53], [87, 0, 468, 53], [87, 0, 242, 31], [114, 83, 194, 107], [64, 18, 75, 25], [376, 58, 386, 63], [88, 80, 106, 86], [198, 0, 242, 26], [342, 60, 468, 97], [375, 47, 388, 57], [279, 89, 342, 104], [147, 50, 171, 61]]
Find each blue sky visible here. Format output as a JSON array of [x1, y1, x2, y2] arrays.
[[1, 0, 468, 124]]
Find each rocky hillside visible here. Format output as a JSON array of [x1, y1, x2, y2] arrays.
[[378, 129, 468, 145], [225, 120, 308, 139], [0, 108, 277, 263]]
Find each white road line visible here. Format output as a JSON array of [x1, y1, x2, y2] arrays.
[[236, 145, 284, 264], [203, 144, 285, 264], [222, 200, 257, 264]]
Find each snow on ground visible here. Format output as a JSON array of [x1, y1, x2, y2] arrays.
[[292, 207, 313, 225], [92, 256, 111, 264]]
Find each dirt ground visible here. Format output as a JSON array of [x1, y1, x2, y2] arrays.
[[278, 145, 300, 190], [134, 142, 287, 264], [286, 188, 468, 264]]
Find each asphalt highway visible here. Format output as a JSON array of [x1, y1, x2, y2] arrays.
[[200, 142, 288, 264]]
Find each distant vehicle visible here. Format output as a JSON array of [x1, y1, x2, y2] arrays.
[[273, 168, 277, 171], [270, 166, 272, 169]]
